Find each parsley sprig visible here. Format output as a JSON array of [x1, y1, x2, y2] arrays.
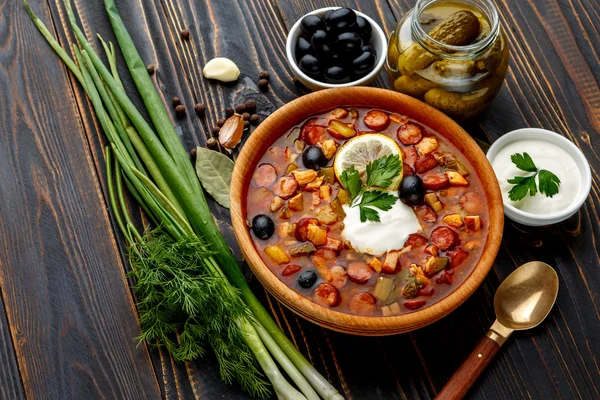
[[507, 152, 561, 201], [339, 154, 402, 222]]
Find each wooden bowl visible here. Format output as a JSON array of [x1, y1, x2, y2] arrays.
[[231, 87, 504, 335]]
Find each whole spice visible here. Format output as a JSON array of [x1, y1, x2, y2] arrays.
[[258, 79, 269, 91], [180, 29, 190, 40], [250, 114, 260, 125], [244, 99, 256, 112], [244, 120, 250, 129], [235, 103, 246, 113], [190, 147, 197, 160], [146, 64, 155, 74], [175, 104, 186, 118], [207, 137, 218, 148], [172, 97, 181, 106], [242, 112, 251, 121], [202, 57, 240, 82], [259, 71, 270, 80], [194, 103, 206, 117], [225, 107, 234, 117], [217, 118, 227, 127], [211, 126, 220, 135], [219, 114, 244, 149]]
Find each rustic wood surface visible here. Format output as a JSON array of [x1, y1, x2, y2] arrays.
[[0, 0, 598, 399]]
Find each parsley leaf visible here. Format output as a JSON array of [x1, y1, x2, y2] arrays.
[[538, 170, 561, 197], [511, 152, 537, 172], [339, 166, 362, 202], [357, 190, 397, 222], [366, 154, 402, 189], [507, 153, 561, 201]]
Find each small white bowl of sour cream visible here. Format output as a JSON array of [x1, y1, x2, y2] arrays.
[[487, 128, 591, 226]]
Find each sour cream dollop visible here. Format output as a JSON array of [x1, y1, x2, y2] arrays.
[[341, 194, 420, 256], [491, 139, 581, 215]]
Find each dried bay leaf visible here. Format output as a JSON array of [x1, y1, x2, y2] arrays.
[[195, 146, 235, 208]]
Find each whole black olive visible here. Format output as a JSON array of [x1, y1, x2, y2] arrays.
[[300, 15, 326, 36], [323, 9, 334, 21], [336, 31, 363, 58], [311, 30, 333, 56], [298, 54, 322, 79], [325, 7, 357, 31], [399, 175, 425, 205], [302, 146, 328, 170], [354, 16, 372, 41], [298, 270, 318, 288], [295, 36, 313, 60], [325, 66, 350, 84], [252, 214, 275, 240], [361, 44, 375, 54], [351, 50, 377, 78]]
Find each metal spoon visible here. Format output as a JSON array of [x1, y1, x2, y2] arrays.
[[436, 261, 559, 400]]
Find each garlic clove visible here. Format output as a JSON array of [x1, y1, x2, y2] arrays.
[[218, 114, 244, 149], [203, 57, 240, 82]]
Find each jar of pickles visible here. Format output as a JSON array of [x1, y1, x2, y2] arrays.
[[387, 0, 509, 121]]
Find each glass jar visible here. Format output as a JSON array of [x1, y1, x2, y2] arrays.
[[387, 0, 509, 122]]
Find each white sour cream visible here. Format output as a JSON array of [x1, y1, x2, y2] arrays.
[[491, 139, 581, 215], [341, 194, 421, 256]]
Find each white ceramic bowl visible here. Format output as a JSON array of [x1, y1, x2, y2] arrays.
[[285, 7, 387, 91], [486, 128, 591, 226]]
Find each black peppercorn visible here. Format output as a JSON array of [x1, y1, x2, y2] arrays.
[[147, 64, 156, 75], [259, 71, 270, 80], [225, 107, 234, 117], [242, 112, 251, 121], [258, 79, 269, 90], [250, 114, 260, 125], [244, 120, 250, 129], [180, 29, 190, 40], [190, 147, 197, 160], [194, 103, 206, 117], [172, 97, 181, 107], [235, 104, 246, 113], [217, 118, 226, 127], [211, 126, 220, 135], [175, 105, 186, 118], [207, 137, 218, 148], [244, 99, 257, 113]]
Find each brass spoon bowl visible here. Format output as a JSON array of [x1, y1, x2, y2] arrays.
[[436, 261, 559, 400]]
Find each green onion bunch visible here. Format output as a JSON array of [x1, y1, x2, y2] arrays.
[[24, 1, 344, 399]]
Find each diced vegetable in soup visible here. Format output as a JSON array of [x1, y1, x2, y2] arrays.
[[246, 107, 489, 317]]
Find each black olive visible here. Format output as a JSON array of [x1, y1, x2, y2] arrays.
[[336, 31, 363, 58], [351, 50, 377, 78], [325, 7, 357, 31], [325, 66, 350, 84], [361, 44, 375, 53], [399, 175, 425, 205], [300, 15, 326, 36], [298, 54, 322, 79], [302, 146, 328, 170], [311, 30, 333, 57], [295, 36, 313, 60], [252, 214, 275, 240], [298, 270, 318, 288], [354, 16, 372, 41], [323, 9, 334, 21]]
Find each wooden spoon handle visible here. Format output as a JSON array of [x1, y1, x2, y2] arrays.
[[435, 334, 501, 400]]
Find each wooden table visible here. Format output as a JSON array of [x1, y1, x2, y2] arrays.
[[1, 0, 599, 399]]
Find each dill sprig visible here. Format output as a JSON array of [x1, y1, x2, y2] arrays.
[[130, 231, 269, 398]]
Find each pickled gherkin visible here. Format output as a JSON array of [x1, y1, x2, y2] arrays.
[[387, 0, 509, 122]]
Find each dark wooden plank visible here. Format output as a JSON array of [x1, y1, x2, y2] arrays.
[[0, 294, 25, 400], [0, 1, 162, 398]]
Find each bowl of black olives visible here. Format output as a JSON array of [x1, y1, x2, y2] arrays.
[[286, 7, 387, 91]]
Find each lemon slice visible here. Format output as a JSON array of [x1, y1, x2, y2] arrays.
[[334, 134, 403, 190]]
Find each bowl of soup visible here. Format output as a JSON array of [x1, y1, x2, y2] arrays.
[[230, 87, 503, 335]]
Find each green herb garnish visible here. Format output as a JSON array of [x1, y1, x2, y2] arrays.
[[507, 152, 561, 201], [340, 154, 402, 222]]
